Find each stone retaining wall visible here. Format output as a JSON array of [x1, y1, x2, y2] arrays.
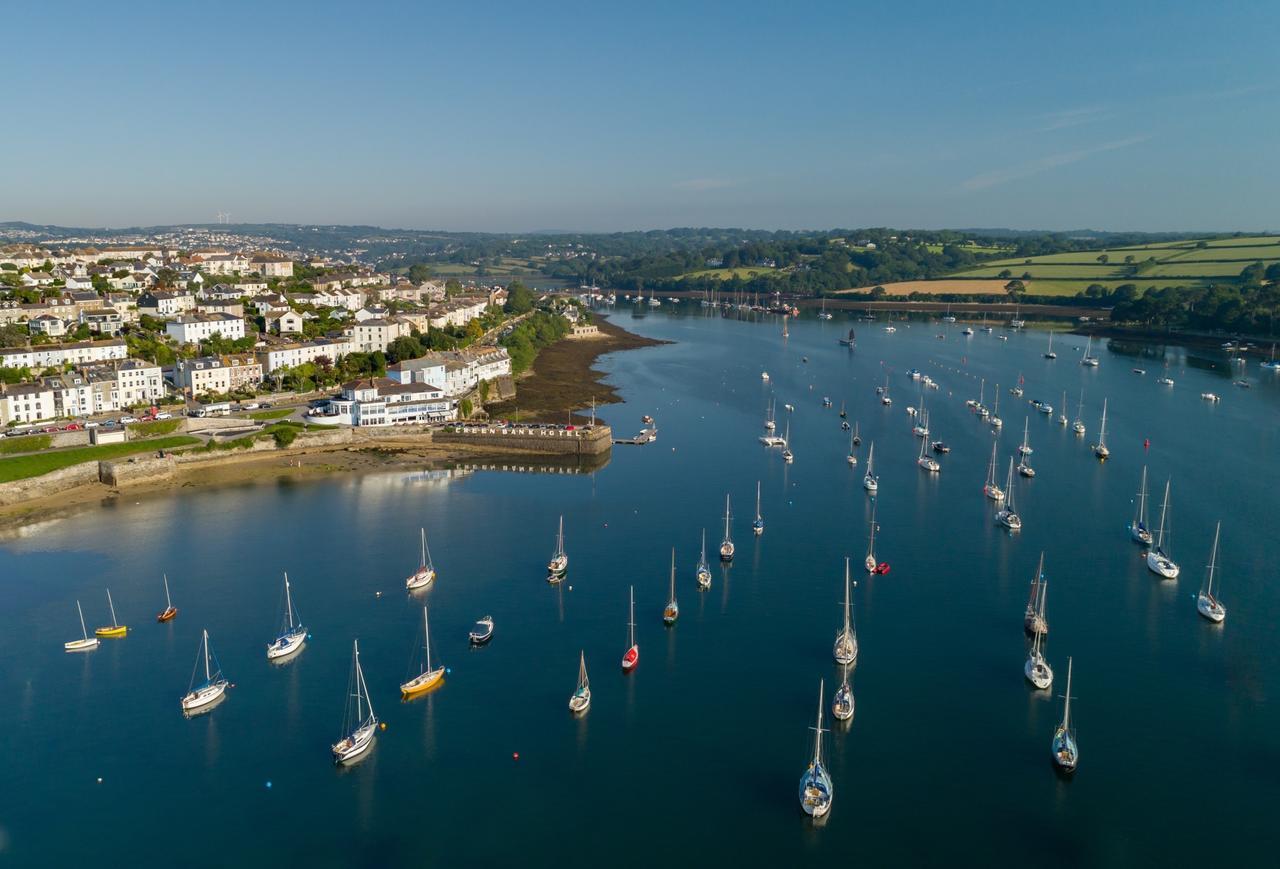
[[0, 461, 101, 507], [432, 425, 612, 456]]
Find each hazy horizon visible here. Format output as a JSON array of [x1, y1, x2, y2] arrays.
[[6, 0, 1278, 232]]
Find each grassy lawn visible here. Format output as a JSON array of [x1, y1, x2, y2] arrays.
[[128, 419, 182, 437], [249, 409, 294, 421], [1165, 245, 1280, 262], [953, 264, 1132, 279], [0, 434, 52, 455], [0, 436, 199, 483]]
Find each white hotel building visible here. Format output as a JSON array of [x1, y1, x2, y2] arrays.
[[256, 338, 352, 374], [164, 313, 247, 344], [310, 377, 454, 427], [0, 338, 128, 371]]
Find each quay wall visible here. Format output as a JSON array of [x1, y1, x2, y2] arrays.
[[0, 461, 101, 506], [432, 424, 612, 456]]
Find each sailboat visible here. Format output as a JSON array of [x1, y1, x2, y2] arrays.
[[752, 481, 765, 535], [839, 327, 856, 347], [696, 529, 712, 589], [719, 495, 735, 561], [782, 316, 789, 339], [764, 398, 776, 431], [1052, 658, 1079, 772], [983, 441, 1005, 501], [568, 651, 591, 713], [995, 457, 1021, 530], [621, 586, 639, 671], [663, 549, 680, 625], [156, 574, 177, 622], [1093, 398, 1110, 459], [817, 298, 833, 320], [851, 422, 861, 446], [974, 378, 988, 419], [1010, 375, 1024, 398], [1017, 418, 1035, 477], [1262, 343, 1280, 371], [267, 572, 308, 660], [839, 400, 847, 419], [913, 407, 930, 438], [1081, 335, 1099, 366], [181, 629, 229, 714], [94, 589, 127, 638], [799, 679, 834, 818], [1129, 466, 1153, 544], [846, 428, 858, 466], [990, 387, 1002, 428], [1023, 553, 1048, 636], [880, 376, 892, 406], [864, 503, 883, 574], [400, 606, 445, 697], [942, 304, 956, 323], [1044, 331, 1057, 359], [64, 601, 100, 652], [781, 419, 794, 463], [1145, 479, 1180, 578], [832, 664, 854, 722], [1197, 522, 1226, 623], [547, 515, 568, 582], [917, 432, 940, 472], [405, 527, 436, 590], [333, 640, 378, 764], [1024, 604, 1054, 690], [1056, 390, 1069, 426], [862, 442, 878, 492], [1072, 390, 1086, 435], [833, 558, 858, 664]]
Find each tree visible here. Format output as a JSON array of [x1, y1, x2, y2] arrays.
[[996, 269, 1012, 279], [871, 285, 887, 299], [1265, 262, 1280, 283], [407, 263, 433, 283], [504, 281, 535, 314], [1124, 255, 1135, 264], [387, 335, 425, 364], [1096, 254, 1110, 264]]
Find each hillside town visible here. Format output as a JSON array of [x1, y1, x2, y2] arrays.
[[0, 240, 544, 431]]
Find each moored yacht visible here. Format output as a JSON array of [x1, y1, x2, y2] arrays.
[[1196, 522, 1226, 623], [1145, 479, 1180, 579], [695, 529, 712, 589], [983, 441, 1005, 502], [64, 601, 99, 652], [995, 457, 1022, 530], [719, 494, 735, 561], [547, 515, 569, 582], [332, 640, 378, 764], [405, 527, 436, 590], [862, 442, 878, 492], [266, 572, 307, 661], [181, 629, 229, 715], [833, 558, 858, 665], [1129, 466, 1153, 544], [799, 680, 834, 819], [1024, 608, 1053, 690], [1052, 658, 1079, 772]]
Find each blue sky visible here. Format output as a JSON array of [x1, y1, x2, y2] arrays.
[[4, 0, 1278, 232]]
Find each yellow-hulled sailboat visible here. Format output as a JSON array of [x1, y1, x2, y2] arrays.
[[95, 589, 128, 638], [400, 605, 445, 698]]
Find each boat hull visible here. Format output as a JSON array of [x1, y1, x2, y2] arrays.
[[266, 628, 307, 661], [569, 690, 591, 714], [405, 567, 435, 591], [696, 568, 712, 589], [1024, 659, 1053, 690], [799, 766, 833, 818], [997, 511, 1022, 530], [95, 625, 127, 638], [1196, 595, 1225, 623], [64, 637, 100, 652], [1052, 728, 1078, 771], [1146, 551, 1180, 579], [621, 645, 639, 671], [157, 607, 177, 623], [181, 679, 228, 714], [332, 722, 377, 764], [719, 544, 734, 562], [832, 689, 854, 722], [400, 667, 445, 697]]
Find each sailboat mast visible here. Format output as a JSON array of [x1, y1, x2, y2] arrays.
[[755, 481, 761, 520], [1206, 521, 1221, 596], [163, 574, 172, 609], [284, 573, 294, 629], [724, 494, 731, 540], [77, 600, 88, 639], [203, 629, 211, 682], [843, 558, 852, 633], [628, 585, 635, 647], [107, 590, 118, 627], [1156, 481, 1171, 549], [813, 680, 826, 765], [669, 548, 676, 603], [423, 606, 432, 672], [1062, 658, 1073, 731]]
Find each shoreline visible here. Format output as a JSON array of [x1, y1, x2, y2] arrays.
[[486, 314, 667, 423], [0, 316, 662, 532]]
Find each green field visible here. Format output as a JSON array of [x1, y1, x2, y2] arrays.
[[678, 267, 778, 280], [924, 243, 1014, 255], [0, 434, 52, 455], [127, 419, 182, 437], [0, 436, 199, 483], [941, 234, 1280, 296]]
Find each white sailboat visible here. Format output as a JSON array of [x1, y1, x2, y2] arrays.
[[1197, 521, 1226, 623], [547, 515, 568, 582], [1129, 466, 1153, 544], [1093, 398, 1110, 459], [568, 651, 591, 713], [983, 440, 1005, 501], [764, 398, 776, 431], [995, 457, 1022, 530], [846, 428, 858, 466], [181, 629, 229, 714], [405, 527, 436, 590], [1072, 390, 1086, 435], [333, 640, 378, 764], [752, 481, 765, 535], [832, 664, 854, 722], [400, 606, 445, 696], [1017, 418, 1035, 477], [1056, 390, 1069, 426], [917, 431, 940, 472], [1081, 335, 1099, 366], [990, 387, 1002, 428], [862, 442, 878, 492], [1023, 553, 1048, 636], [663, 548, 680, 625], [833, 558, 858, 665], [64, 600, 99, 652], [1052, 658, 1079, 772], [266, 572, 307, 661], [799, 679, 834, 818], [864, 502, 881, 574], [1024, 602, 1054, 690], [1146, 479, 1180, 578], [1044, 331, 1057, 359], [719, 494, 735, 561], [781, 419, 794, 463], [695, 529, 712, 589]]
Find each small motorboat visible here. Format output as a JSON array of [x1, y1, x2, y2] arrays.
[[1132, 368, 1146, 375], [641, 414, 654, 425], [822, 396, 832, 407], [469, 616, 494, 646], [761, 371, 770, 381], [1201, 392, 1220, 402], [932, 441, 950, 454]]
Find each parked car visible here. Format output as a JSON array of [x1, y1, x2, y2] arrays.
[[85, 421, 101, 428], [63, 423, 82, 431], [259, 402, 273, 409], [120, 416, 139, 424], [242, 402, 261, 411], [155, 412, 173, 420]]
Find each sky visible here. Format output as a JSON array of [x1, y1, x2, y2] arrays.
[[3, 0, 1278, 233]]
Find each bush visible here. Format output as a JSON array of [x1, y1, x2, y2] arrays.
[[459, 398, 473, 418], [272, 426, 297, 448]]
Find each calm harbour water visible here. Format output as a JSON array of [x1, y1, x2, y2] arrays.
[[2, 308, 1278, 867]]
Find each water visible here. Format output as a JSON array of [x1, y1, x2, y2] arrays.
[[2, 309, 1278, 866]]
